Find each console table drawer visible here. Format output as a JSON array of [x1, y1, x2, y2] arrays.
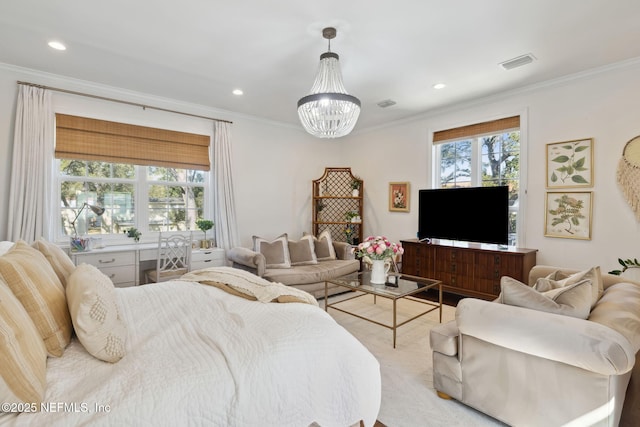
[[95, 264, 134, 284], [75, 251, 135, 267]]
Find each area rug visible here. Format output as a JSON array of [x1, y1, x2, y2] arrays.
[[322, 293, 505, 427]]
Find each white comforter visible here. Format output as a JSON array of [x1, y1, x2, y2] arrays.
[[2, 280, 381, 426]]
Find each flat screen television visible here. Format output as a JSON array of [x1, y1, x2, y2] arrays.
[[418, 186, 509, 245]]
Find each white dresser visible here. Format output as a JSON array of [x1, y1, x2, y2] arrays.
[[191, 248, 226, 271]]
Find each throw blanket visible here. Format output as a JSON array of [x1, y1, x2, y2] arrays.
[[180, 266, 319, 306]]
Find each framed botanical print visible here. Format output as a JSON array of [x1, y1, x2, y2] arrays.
[[546, 138, 594, 188], [389, 182, 410, 212], [544, 191, 593, 240]]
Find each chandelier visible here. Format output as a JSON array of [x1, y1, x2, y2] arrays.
[[297, 27, 361, 139]]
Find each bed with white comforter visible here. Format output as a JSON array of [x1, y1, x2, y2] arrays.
[[2, 274, 381, 426]]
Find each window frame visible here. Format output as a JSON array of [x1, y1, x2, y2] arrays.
[[54, 159, 210, 244], [431, 113, 527, 247]]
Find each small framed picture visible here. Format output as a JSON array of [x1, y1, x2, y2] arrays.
[[544, 191, 593, 240], [546, 138, 594, 188], [389, 182, 410, 212]]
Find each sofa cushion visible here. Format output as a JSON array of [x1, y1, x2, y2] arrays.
[[500, 276, 592, 319], [263, 259, 360, 286], [288, 235, 318, 266], [305, 230, 336, 261], [535, 266, 603, 308], [253, 234, 291, 269], [588, 282, 640, 352]]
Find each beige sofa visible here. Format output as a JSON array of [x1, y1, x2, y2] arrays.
[[430, 265, 640, 427], [227, 239, 359, 299]]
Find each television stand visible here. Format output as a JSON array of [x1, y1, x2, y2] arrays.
[[400, 238, 537, 300]]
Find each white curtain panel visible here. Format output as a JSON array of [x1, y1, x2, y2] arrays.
[[7, 85, 54, 242], [211, 121, 239, 251]]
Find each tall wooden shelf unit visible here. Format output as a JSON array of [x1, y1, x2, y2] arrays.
[[313, 167, 363, 244]]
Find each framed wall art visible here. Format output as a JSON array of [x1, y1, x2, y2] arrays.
[[544, 191, 593, 240], [389, 182, 410, 212], [546, 138, 594, 188]]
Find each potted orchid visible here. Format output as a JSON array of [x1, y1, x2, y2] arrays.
[[352, 236, 404, 284]]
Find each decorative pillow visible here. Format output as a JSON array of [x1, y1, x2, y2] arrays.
[[32, 237, 76, 288], [535, 266, 603, 308], [304, 230, 336, 261], [288, 235, 318, 266], [0, 240, 72, 357], [253, 234, 291, 269], [0, 280, 47, 406], [66, 264, 127, 363], [500, 276, 592, 319]]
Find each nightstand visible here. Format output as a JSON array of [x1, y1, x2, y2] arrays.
[[191, 247, 225, 271]]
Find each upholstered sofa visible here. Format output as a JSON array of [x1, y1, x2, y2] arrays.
[[430, 265, 640, 427], [227, 232, 360, 299]]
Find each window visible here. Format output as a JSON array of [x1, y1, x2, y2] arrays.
[[433, 116, 521, 245], [58, 160, 207, 239], [54, 114, 211, 241]]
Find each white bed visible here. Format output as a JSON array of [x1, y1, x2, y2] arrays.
[[1, 270, 381, 426]]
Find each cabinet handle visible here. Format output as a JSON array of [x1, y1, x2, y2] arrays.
[[203, 260, 212, 263], [108, 273, 116, 279], [494, 269, 500, 279], [99, 258, 116, 264], [494, 255, 501, 264]]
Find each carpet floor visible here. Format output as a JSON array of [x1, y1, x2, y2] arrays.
[[321, 292, 505, 427]]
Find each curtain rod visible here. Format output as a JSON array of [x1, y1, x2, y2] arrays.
[[17, 81, 233, 124]]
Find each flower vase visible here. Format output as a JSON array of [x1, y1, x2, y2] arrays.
[[370, 259, 391, 284]]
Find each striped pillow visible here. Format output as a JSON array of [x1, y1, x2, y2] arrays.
[[0, 280, 47, 406], [32, 238, 76, 288], [0, 240, 72, 357]]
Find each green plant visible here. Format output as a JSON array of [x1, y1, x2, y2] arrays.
[[196, 219, 214, 241], [124, 227, 141, 242], [609, 258, 640, 275], [345, 211, 359, 221], [351, 176, 362, 190]]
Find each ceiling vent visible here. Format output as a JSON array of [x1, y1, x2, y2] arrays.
[[499, 53, 536, 70], [377, 99, 396, 108]]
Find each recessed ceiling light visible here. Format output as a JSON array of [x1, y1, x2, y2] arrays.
[[377, 99, 396, 108], [433, 83, 446, 90], [48, 41, 66, 51], [232, 89, 243, 96]]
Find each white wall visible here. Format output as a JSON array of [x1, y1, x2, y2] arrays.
[[343, 59, 640, 272], [0, 64, 338, 247], [1, 59, 639, 273]]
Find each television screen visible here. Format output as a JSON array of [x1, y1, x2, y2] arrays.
[[418, 186, 509, 245]]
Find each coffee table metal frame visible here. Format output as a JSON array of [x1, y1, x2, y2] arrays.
[[325, 271, 442, 348]]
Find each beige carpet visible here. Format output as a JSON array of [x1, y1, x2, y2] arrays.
[[321, 292, 505, 427]]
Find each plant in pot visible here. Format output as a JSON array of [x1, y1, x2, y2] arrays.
[[196, 219, 214, 248], [609, 258, 640, 282], [124, 227, 141, 243], [351, 176, 362, 197]]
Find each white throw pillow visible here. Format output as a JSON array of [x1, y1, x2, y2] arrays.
[[500, 276, 592, 319], [66, 264, 127, 363], [535, 266, 603, 308]]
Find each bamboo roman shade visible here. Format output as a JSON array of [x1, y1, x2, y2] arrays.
[[433, 116, 520, 144], [55, 114, 211, 170]]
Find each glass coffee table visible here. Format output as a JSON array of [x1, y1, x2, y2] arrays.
[[325, 271, 442, 348]]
